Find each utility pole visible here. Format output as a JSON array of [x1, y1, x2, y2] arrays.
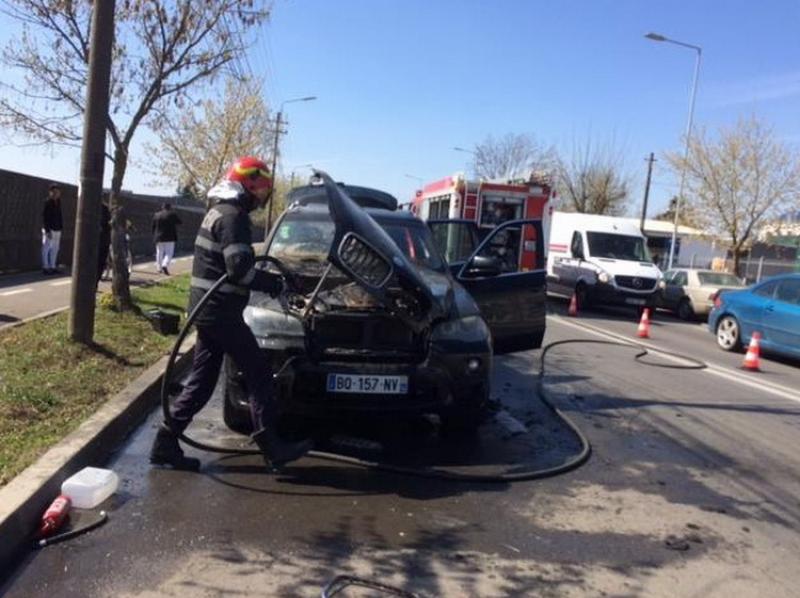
[[639, 152, 656, 234], [264, 96, 317, 238], [266, 110, 286, 234], [69, 0, 115, 344]]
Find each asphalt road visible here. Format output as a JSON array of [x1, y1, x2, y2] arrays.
[[0, 256, 193, 328], [3, 299, 800, 597]]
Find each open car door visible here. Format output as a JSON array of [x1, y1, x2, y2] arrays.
[[429, 219, 546, 353]]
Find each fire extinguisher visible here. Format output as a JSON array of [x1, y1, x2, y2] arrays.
[[38, 495, 71, 538]]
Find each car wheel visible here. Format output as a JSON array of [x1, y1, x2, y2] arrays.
[[716, 315, 741, 352], [440, 386, 488, 437], [677, 298, 694, 321], [222, 357, 253, 435]]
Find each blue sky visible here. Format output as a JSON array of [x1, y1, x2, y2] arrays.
[[1, 0, 799, 216]]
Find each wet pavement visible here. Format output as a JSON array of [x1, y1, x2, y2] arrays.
[[2, 350, 583, 597], [4, 311, 800, 596]]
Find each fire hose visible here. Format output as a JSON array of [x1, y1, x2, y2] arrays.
[[160, 256, 706, 483]]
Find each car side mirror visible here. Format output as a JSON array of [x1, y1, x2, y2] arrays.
[[462, 255, 502, 278], [573, 246, 584, 261]]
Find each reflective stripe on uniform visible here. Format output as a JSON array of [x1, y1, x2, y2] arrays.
[[195, 235, 221, 253], [223, 243, 252, 259], [200, 208, 223, 231], [191, 276, 249, 296]]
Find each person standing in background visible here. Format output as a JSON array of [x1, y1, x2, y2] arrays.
[[96, 201, 111, 286], [42, 183, 63, 275], [152, 203, 181, 275]]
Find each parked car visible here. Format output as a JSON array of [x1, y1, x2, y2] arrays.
[[708, 273, 800, 359], [658, 268, 744, 320], [222, 173, 546, 435]]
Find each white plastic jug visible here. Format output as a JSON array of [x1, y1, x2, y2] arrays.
[[61, 467, 119, 509]]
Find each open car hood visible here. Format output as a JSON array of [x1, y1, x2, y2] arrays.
[[317, 171, 449, 332]]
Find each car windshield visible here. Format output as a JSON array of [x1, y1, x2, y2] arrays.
[[586, 232, 651, 261], [268, 210, 444, 274], [697, 272, 743, 287]]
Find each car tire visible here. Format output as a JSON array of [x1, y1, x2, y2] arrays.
[[677, 298, 694, 321], [716, 315, 741, 352], [222, 357, 253, 435], [440, 387, 488, 437]]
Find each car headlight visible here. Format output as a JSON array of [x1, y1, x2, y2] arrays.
[[598, 271, 611, 284], [243, 305, 305, 348], [431, 315, 490, 343], [658, 280, 666, 290]]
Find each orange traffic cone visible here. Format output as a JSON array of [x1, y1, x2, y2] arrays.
[[742, 332, 762, 372], [568, 293, 578, 317], [636, 308, 651, 339]]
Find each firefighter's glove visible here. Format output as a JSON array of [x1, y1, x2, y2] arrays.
[[282, 271, 303, 294]]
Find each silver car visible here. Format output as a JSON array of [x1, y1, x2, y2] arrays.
[[659, 269, 745, 320]]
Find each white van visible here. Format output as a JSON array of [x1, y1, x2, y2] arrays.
[[546, 211, 662, 309]]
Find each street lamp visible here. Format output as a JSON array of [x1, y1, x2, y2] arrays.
[[404, 173, 424, 186], [453, 146, 476, 178], [267, 96, 317, 232], [645, 32, 702, 269], [289, 162, 315, 188]]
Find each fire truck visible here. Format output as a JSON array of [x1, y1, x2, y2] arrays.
[[410, 172, 553, 272]]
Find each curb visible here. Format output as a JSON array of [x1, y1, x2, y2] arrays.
[[1, 305, 70, 331], [0, 335, 196, 576]]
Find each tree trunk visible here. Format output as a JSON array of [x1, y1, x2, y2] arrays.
[[732, 246, 742, 278], [110, 145, 135, 311]]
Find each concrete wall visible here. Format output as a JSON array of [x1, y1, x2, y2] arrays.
[[0, 168, 204, 274]]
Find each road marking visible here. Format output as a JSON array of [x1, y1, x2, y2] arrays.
[[0, 288, 33, 296], [50, 279, 71, 286], [548, 314, 800, 405]]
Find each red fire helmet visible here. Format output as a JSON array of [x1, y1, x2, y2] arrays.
[[225, 156, 273, 195]]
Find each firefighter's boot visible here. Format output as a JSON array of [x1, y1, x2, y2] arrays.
[[251, 427, 313, 471], [149, 424, 201, 471]]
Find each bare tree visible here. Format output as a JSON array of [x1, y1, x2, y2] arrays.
[[667, 116, 800, 275], [652, 195, 703, 228], [0, 0, 269, 309], [148, 77, 273, 208], [472, 133, 555, 180], [555, 136, 630, 216]]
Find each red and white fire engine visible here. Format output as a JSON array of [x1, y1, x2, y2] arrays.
[[410, 172, 553, 271]]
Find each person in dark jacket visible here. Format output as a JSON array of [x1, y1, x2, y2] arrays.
[[151, 203, 181, 275], [96, 202, 112, 286], [42, 183, 64, 274], [150, 156, 312, 472]]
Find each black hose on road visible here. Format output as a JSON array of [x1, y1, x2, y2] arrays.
[[160, 258, 706, 483]]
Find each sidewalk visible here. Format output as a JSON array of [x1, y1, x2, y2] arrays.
[[0, 254, 193, 329]]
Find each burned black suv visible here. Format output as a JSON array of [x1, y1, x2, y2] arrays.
[[222, 172, 546, 434]]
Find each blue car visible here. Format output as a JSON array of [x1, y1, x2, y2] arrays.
[[708, 273, 800, 359]]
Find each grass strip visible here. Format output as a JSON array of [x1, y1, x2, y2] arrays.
[[0, 274, 190, 486]]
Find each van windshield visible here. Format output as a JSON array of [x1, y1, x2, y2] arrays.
[[586, 232, 651, 262]]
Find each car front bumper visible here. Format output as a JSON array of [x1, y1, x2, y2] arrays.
[[227, 346, 492, 418], [271, 350, 490, 416], [588, 282, 658, 307]]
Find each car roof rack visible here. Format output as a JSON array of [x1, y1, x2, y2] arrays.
[[287, 181, 399, 211]]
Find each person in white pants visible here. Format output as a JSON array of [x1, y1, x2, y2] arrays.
[[41, 184, 64, 274], [152, 202, 181, 275], [155, 240, 175, 273]]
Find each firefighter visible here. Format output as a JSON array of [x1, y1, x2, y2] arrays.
[[150, 156, 312, 471]]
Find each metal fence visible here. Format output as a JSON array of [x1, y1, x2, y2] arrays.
[[674, 253, 800, 283]]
